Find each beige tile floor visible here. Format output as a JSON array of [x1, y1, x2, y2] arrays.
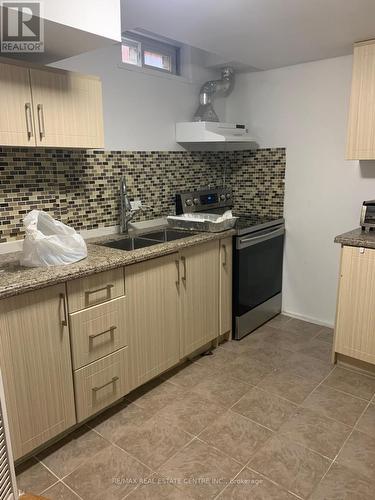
[[16, 315, 375, 499]]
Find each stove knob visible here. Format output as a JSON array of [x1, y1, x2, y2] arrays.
[[193, 198, 200, 205], [220, 194, 226, 201], [226, 193, 231, 200], [185, 198, 193, 207]]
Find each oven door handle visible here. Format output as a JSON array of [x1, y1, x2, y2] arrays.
[[237, 226, 285, 249]]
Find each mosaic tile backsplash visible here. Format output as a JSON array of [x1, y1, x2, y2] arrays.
[[0, 147, 285, 243]]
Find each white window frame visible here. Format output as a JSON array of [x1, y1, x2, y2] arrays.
[[121, 33, 180, 76]]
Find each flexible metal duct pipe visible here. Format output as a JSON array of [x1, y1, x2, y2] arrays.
[[193, 67, 235, 122]]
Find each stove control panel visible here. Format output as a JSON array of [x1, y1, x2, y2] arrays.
[[175, 188, 232, 214]]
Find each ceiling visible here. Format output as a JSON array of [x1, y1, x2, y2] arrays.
[[122, 0, 375, 70]]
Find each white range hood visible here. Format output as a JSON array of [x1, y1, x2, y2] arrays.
[[176, 122, 257, 151]]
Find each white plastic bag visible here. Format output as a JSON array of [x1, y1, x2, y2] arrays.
[[20, 210, 87, 267]]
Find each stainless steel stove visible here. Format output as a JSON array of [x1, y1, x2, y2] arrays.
[[175, 187, 285, 340]]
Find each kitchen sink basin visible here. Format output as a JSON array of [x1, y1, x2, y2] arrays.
[[97, 228, 197, 251], [141, 229, 197, 242], [100, 237, 159, 251]]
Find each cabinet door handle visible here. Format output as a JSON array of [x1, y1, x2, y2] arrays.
[[92, 376, 119, 393], [175, 259, 180, 285], [37, 104, 45, 140], [60, 293, 68, 327], [89, 326, 116, 342], [222, 244, 227, 266], [24, 103, 33, 140], [181, 256, 187, 282]]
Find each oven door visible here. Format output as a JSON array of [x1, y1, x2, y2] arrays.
[[233, 225, 285, 337]]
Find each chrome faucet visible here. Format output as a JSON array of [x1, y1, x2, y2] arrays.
[[120, 175, 135, 234], [120, 175, 150, 233]]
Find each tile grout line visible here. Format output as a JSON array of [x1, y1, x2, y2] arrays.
[[229, 369, 355, 462], [143, 436, 197, 497], [56, 432, 156, 500], [38, 478, 60, 496], [59, 480, 85, 500], [246, 465, 303, 500], [60, 480, 85, 500], [212, 464, 248, 500], [245, 432, 334, 477], [307, 397, 374, 499], [33, 424, 105, 480], [86, 386, 238, 477], [317, 382, 375, 402], [35, 423, 153, 496], [285, 363, 337, 408], [190, 401, 339, 488], [114, 431, 246, 499], [196, 397, 336, 480], [29, 454, 62, 486], [87, 425, 156, 475], [233, 377, 303, 407], [194, 436, 244, 468]]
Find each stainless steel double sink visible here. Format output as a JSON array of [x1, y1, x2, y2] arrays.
[[98, 228, 197, 252]]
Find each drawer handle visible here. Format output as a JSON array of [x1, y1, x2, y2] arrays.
[[92, 376, 119, 393], [89, 325, 116, 342], [85, 284, 114, 304]]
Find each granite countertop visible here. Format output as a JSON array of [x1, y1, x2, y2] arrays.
[[334, 227, 375, 249], [0, 229, 235, 300]]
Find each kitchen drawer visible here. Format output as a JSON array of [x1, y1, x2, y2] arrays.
[[74, 347, 129, 422], [69, 296, 127, 370], [67, 268, 125, 313]]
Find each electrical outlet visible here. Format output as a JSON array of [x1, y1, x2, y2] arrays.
[[130, 199, 142, 210]]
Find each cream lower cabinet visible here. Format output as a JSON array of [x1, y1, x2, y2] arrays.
[[0, 240, 230, 459], [0, 284, 76, 460], [334, 245, 375, 365], [126, 254, 180, 389], [219, 237, 233, 338], [180, 240, 220, 358], [127, 242, 222, 386]]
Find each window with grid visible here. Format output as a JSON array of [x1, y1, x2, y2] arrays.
[[121, 33, 180, 75]]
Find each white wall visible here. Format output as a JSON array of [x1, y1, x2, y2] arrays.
[[55, 44, 367, 326], [53, 45, 222, 150], [227, 55, 375, 326]]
